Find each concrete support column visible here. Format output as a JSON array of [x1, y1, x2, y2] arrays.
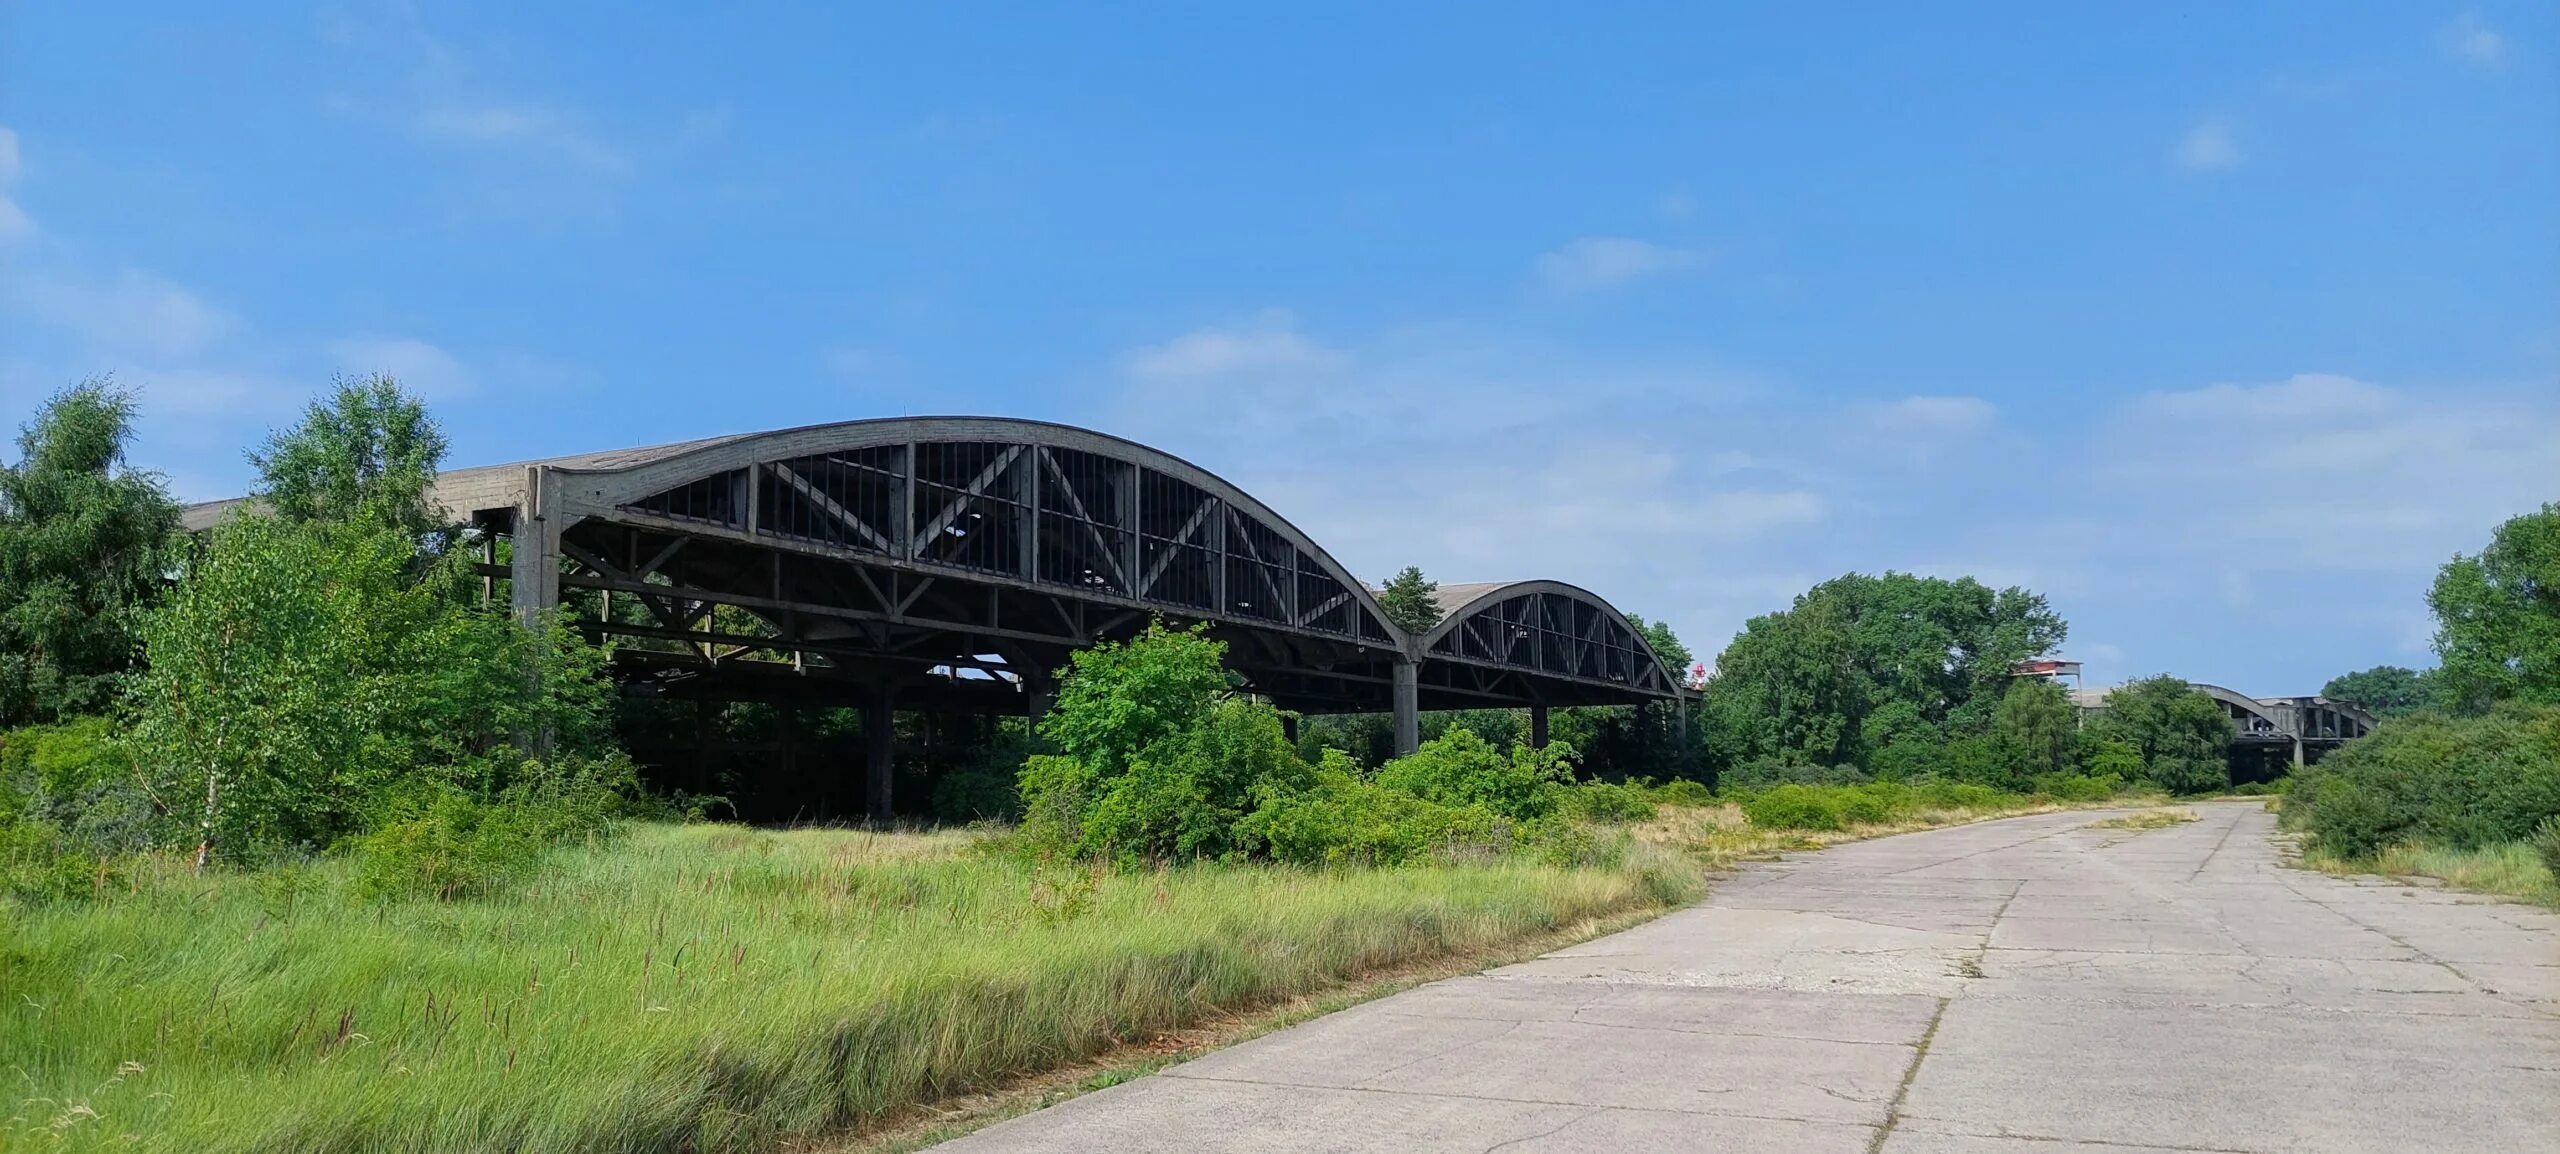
[[1392, 658, 1420, 757], [1529, 705, 1550, 749], [2291, 737, 2304, 770], [507, 472, 562, 628], [865, 687, 897, 821]]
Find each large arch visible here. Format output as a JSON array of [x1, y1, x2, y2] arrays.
[[188, 417, 1688, 812]]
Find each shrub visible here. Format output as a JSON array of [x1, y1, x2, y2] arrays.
[[1560, 779, 1658, 823], [1019, 624, 1310, 864], [1741, 784, 1845, 831], [1640, 778, 1716, 807], [2032, 773, 2122, 803], [1372, 729, 1571, 823], [1235, 751, 1500, 867], [2535, 816, 2560, 882], [2283, 703, 2560, 859]]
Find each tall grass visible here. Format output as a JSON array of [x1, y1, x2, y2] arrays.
[[2304, 838, 2559, 910], [1, 823, 1696, 1153]]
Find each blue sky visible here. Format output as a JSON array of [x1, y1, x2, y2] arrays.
[[3, 2, 2554, 694]]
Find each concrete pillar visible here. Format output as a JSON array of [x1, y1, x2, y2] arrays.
[[1392, 658, 1419, 757], [1529, 705, 1550, 749], [508, 472, 561, 628], [865, 687, 896, 820], [2291, 736, 2304, 770]]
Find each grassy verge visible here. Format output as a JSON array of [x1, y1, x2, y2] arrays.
[[2086, 808, 2198, 831], [2300, 838, 2560, 910], [0, 822, 1697, 1154], [1630, 787, 2156, 868]]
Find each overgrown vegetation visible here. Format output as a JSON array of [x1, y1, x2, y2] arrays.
[[2283, 504, 2560, 907], [0, 824, 1695, 1153]]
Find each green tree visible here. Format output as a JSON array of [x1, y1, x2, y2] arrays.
[[1376, 566, 1441, 635], [1990, 677, 2077, 783], [2320, 665, 2440, 719], [0, 380, 183, 724], [1696, 571, 2068, 775], [2428, 504, 2560, 713], [125, 513, 616, 866], [249, 375, 450, 536], [2087, 675, 2231, 794], [1625, 613, 1693, 672]]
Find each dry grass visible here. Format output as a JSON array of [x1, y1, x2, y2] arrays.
[[2085, 808, 2199, 831], [1628, 794, 2137, 869], [2302, 839, 2559, 910]]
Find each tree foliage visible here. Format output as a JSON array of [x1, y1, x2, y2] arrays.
[[1020, 622, 1307, 863], [1697, 571, 2067, 776], [2428, 504, 2560, 713], [1377, 565, 1441, 635], [249, 375, 451, 537], [2085, 675, 2231, 794], [1990, 677, 2077, 782], [0, 379, 182, 724], [124, 513, 617, 864], [2284, 702, 2560, 859], [2319, 665, 2439, 719], [1625, 613, 1693, 672]]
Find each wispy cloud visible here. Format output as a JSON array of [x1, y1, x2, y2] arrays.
[[1535, 236, 1700, 294], [2442, 12, 2507, 69], [0, 125, 30, 246], [10, 269, 235, 362], [327, 336, 474, 398], [1119, 310, 1350, 382], [2174, 118, 2241, 171], [411, 103, 627, 173]]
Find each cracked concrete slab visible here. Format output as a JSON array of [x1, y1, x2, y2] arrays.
[[932, 803, 2559, 1153]]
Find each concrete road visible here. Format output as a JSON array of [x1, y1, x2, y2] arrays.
[[935, 803, 2560, 1153]]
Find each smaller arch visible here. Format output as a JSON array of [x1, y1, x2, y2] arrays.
[[1419, 580, 1681, 697], [2189, 683, 2283, 736]]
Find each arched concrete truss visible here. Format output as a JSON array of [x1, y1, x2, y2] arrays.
[[1419, 581, 1682, 708], [185, 418, 1686, 795], [2189, 683, 2284, 737]]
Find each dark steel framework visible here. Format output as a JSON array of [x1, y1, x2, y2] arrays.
[[188, 417, 1687, 814]]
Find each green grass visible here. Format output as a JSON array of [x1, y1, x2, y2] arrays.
[[0, 822, 1698, 1153], [2305, 838, 2560, 910]]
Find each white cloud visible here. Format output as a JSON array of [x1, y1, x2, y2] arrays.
[[11, 270, 234, 361], [1119, 310, 1350, 382], [1862, 395, 1996, 436], [329, 337, 473, 399], [0, 125, 28, 246], [1535, 236, 1700, 294], [2442, 12, 2507, 68], [2175, 118, 2241, 171], [413, 103, 628, 173]]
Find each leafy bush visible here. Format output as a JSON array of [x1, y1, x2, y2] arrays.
[[352, 758, 633, 901], [1373, 729, 1572, 822], [1639, 777, 1716, 807], [1235, 751, 1501, 866], [2283, 703, 2560, 858], [1019, 624, 1310, 864], [1741, 784, 1848, 831], [2535, 816, 2560, 882], [2032, 773, 2122, 803], [1560, 779, 1658, 823]]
